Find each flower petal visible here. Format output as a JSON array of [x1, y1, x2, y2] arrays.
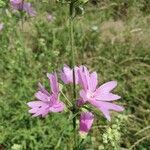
[[60, 65, 72, 84], [90, 72, 98, 92], [78, 66, 89, 90], [27, 101, 46, 108], [80, 90, 88, 102], [47, 72, 59, 94], [76, 99, 86, 106], [60, 65, 79, 84], [60, 70, 69, 84], [28, 108, 38, 114], [38, 83, 51, 97], [84, 66, 91, 90], [96, 81, 118, 94], [32, 105, 49, 117], [99, 107, 111, 121], [79, 112, 94, 135], [35, 91, 49, 102], [50, 101, 65, 112], [90, 100, 124, 121], [95, 93, 121, 101]]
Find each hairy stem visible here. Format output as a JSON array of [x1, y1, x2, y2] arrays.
[[69, 1, 77, 149]]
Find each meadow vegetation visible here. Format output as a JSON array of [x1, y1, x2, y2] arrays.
[[0, 0, 150, 149]]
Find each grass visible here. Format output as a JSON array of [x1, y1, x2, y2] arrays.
[[0, 0, 150, 149]]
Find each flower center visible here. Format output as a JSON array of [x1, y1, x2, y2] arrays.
[[87, 91, 94, 100]]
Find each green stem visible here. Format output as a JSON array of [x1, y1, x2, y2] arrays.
[[60, 90, 73, 107], [69, 1, 77, 149], [21, 0, 24, 30], [70, 3, 75, 67]]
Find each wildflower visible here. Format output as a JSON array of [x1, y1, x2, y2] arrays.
[[23, 2, 36, 16], [10, 0, 24, 10], [77, 66, 124, 121], [0, 23, 4, 31], [10, 0, 36, 16], [60, 64, 79, 84], [27, 73, 65, 117], [10, 0, 22, 4], [79, 112, 94, 136], [47, 14, 53, 22]]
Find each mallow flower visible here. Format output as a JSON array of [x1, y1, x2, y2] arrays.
[[23, 2, 36, 16], [10, 0, 22, 4], [27, 73, 65, 117], [47, 14, 54, 22], [77, 66, 124, 121], [10, 0, 24, 10], [60, 64, 79, 84], [79, 112, 94, 136], [10, 0, 36, 16]]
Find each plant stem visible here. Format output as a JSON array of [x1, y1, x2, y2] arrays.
[[21, 0, 24, 30], [69, 2, 75, 67], [60, 90, 73, 107], [69, 1, 77, 149]]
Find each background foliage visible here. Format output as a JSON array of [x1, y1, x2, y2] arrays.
[[0, 0, 150, 149]]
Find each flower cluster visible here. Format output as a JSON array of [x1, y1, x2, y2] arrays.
[[27, 65, 124, 136], [10, 0, 36, 16]]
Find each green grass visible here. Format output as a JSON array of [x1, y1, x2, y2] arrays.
[[0, 1, 150, 149]]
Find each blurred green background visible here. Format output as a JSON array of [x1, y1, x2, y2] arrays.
[[0, 0, 150, 149]]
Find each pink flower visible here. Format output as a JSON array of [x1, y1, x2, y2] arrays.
[[23, 2, 36, 16], [79, 112, 94, 136], [47, 14, 53, 22], [27, 73, 65, 117], [10, 0, 24, 10], [10, 0, 22, 4], [78, 66, 124, 121], [10, 0, 36, 16], [60, 65, 79, 84]]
